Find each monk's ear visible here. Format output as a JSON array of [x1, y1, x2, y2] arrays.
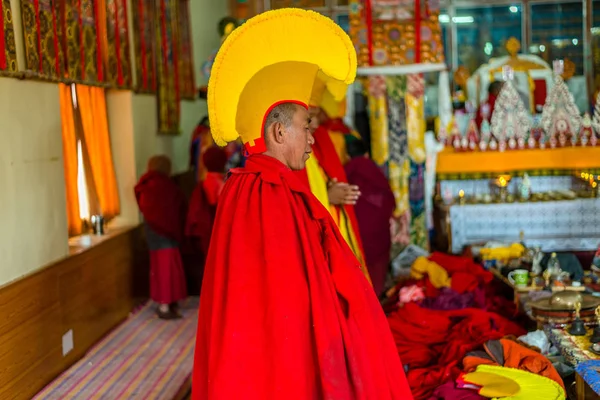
[[271, 121, 286, 145]]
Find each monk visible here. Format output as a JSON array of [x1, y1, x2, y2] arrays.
[[135, 156, 187, 319], [295, 78, 369, 280], [192, 8, 412, 399], [186, 146, 227, 259], [345, 138, 396, 296]]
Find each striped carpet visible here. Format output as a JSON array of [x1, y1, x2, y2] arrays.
[[34, 298, 199, 400]]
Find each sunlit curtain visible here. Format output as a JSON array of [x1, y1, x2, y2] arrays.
[[59, 84, 82, 236], [76, 84, 121, 218]]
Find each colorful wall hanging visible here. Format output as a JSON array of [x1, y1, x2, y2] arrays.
[[20, 0, 63, 78], [156, 0, 181, 135], [132, 0, 157, 93], [177, 0, 195, 100], [0, 0, 17, 73], [270, 0, 326, 8], [368, 73, 428, 248], [104, 0, 132, 88], [349, 0, 444, 67], [61, 0, 102, 83]]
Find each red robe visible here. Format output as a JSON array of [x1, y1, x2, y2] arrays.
[[296, 125, 367, 263], [135, 170, 186, 243], [135, 170, 188, 303], [186, 173, 224, 256], [345, 156, 396, 296], [192, 154, 412, 399]]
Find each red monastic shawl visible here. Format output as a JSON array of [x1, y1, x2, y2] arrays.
[[134, 170, 186, 242], [192, 154, 413, 399]]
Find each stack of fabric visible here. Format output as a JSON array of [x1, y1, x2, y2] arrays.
[[386, 253, 537, 399]]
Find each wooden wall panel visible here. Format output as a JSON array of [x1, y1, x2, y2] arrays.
[[0, 226, 149, 400]]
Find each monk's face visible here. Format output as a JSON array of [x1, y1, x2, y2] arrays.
[[283, 105, 315, 171], [308, 106, 321, 132]]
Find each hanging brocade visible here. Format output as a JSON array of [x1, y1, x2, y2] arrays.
[[0, 0, 17, 73], [156, 0, 181, 135], [177, 0, 195, 99], [105, 0, 132, 87], [406, 73, 428, 249], [270, 0, 326, 8], [20, 0, 62, 78], [349, 0, 444, 67], [367, 75, 389, 166], [133, 0, 157, 93], [385, 75, 410, 228]]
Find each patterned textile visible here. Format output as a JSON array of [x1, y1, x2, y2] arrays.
[[156, 0, 181, 134], [105, 0, 132, 88], [349, 0, 444, 67], [387, 75, 408, 165], [409, 159, 427, 248], [177, 0, 195, 99], [20, 0, 62, 78], [33, 298, 199, 400], [271, 0, 326, 8], [575, 360, 600, 396], [367, 75, 389, 166], [0, 0, 17, 73], [132, 0, 157, 93], [406, 73, 427, 248]]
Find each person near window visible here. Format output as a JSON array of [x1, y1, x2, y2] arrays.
[[344, 137, 396, 297], [135, 155, 188, 319]]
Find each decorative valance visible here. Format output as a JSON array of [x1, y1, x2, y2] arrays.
[[0, 0, 17, 74]]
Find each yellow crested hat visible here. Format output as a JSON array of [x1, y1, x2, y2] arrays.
[[208, 9, 356, 154], [310, 72, 348, 119]]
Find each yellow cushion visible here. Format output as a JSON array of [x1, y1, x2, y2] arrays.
[[208, 9, 357, 152]]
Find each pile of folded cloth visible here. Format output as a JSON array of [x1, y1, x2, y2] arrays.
[[386, 253, 563, 399]]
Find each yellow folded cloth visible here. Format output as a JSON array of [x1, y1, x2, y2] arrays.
[[410, 257, 451, 289]]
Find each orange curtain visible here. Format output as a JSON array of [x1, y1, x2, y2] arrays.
[[59, 84, 82, 236], [76, 85, 121, 218]]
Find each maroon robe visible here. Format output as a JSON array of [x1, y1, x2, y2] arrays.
[[345, 156, 396, 296], [135, 170, 188, 304]]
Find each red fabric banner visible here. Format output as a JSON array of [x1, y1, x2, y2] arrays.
[[33, 0, 42, 72], [137, 0, 147, 89], [51, 4, 60, 74], [94, 0, 103, 81], [114, 0, 123, 85], [0, 0, 6, 70], [415, 0, 421, 63]]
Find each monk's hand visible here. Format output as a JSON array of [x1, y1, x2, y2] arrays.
[[342, 185, 361, 205], [328, 181, 349, 205]]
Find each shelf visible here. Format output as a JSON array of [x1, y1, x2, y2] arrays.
[[436, 147, 600, 175]]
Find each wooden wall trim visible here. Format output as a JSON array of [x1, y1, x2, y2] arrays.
[[0, 226, 149, 400]]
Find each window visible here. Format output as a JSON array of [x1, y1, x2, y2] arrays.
[[530, 2, 584, 75], [447, 5, 522, 74], [60, 84, 120, 236]]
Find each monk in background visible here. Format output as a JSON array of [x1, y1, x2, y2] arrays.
[[294, 76, 370, 282], [345, 138, 396, 297], [135, 155, 188, 319], [192, 8, 412, 399], [186, 146, 228, 288]]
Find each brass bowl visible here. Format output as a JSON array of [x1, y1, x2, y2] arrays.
[[531, 291, 600, 311]]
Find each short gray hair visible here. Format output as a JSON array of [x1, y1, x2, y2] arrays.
[[264, 103, 297, 136]]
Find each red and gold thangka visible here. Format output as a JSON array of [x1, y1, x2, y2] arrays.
[[0, 0, 17, 73], [177, 0, 195, 99], [349, 0, 444, 67], [133, 0, 157, 93], [156, 0, 180, 134], [104, 0, 132, 88]]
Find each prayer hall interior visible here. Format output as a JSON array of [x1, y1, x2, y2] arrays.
[[1, 0, 600, 399]]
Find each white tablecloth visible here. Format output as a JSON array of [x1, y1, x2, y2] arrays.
[[449, 198, 600, 253]]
